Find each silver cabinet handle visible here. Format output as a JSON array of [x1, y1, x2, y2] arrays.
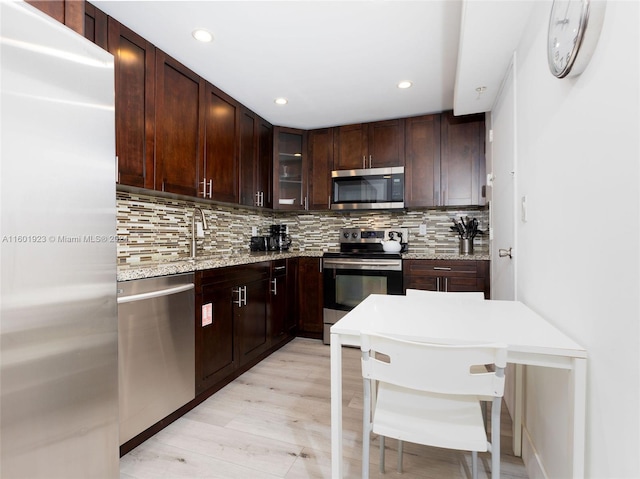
[[328, 196, 331, 209], [200, 179, 207, 198], [234, 286, 247, 307], [207, 179, 213, 198], [436, 277, 441, 291], [271, 278, 277, 295], [369, 154, 372, 168], [433, 267, 452, 271], [362, 156, 366, 169], [117, 283, 194, 304], [116, 155, 120, 183], [274, 266, 286, 271], [444, 277, 448, 292], [233, 287, 243, 307]]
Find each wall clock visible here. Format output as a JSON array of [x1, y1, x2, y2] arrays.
[[547, 0, 607, 78]]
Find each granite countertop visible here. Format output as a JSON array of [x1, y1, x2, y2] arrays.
[[117, 250, 490, 281]]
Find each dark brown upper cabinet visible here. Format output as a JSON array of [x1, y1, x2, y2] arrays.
[[26, 0, 84, 35], [83, 2, 107, 49], [273, 127, 307, 210], [405, 112, 486, 208], [202, 83, 240, 203], [405, 114, 441, 208], [239, 109, 272, 208], [257, 118, 273, 209], [440, 111, 486, 207], [307, 127, 334, 210], [333, 119, 405, 170], [154, 50, 205, 197], [108, 18, 155, 189]]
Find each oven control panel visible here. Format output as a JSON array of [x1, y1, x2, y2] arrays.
[[339, 228, 408, 244]]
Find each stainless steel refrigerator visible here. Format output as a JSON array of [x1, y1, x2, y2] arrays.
[[0, 1, 119, 477]]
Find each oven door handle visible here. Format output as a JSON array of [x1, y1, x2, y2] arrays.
[[323, 259, 402, 269]]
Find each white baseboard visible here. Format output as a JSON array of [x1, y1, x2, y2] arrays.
[[522, 425, 549, 479]]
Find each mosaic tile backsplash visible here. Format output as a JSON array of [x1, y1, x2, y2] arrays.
[[117, 191, 489, 265]]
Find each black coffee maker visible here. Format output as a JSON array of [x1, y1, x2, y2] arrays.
[[269, 224, 291, 251]]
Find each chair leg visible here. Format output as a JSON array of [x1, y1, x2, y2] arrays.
[[362, 379, 371, 479], [472, 451, 478, 479], [397, 440, 403, 473], [491, 398, 501, 479], [379, 436, 385, 473]]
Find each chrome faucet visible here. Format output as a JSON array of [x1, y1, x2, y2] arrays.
[[190, 207, 208, 259]]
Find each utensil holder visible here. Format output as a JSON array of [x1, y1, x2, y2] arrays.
[[459, 238, 473, 255]]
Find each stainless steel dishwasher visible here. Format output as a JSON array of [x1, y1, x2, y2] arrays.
[[117, 273, 195, 445]]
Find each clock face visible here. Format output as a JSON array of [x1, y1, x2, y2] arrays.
[[547, 0, 589, 78]]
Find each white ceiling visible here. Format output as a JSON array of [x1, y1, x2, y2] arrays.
[[93, 0, 534, 130]]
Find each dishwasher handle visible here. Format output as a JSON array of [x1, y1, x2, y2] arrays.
[[117, 283, 194, 304]]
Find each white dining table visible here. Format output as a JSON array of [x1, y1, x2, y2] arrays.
[[330, 294, 587, 478]]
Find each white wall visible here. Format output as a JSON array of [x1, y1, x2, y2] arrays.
[[491, 1, 639, 478]]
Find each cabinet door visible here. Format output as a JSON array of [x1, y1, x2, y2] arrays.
[[239, 109, 257, 207], [109, 19, 155, 189], [285, 258, 298, 334], [440, 111, 486, 206], [269, 272, 287, 343], [203, 83, 239, 203], [297, 257, 323, 338], [196, 283, 235, 395], [84, 2, 107, 49], [257, 117, 273, 209], [333, 124, 366, 170], [155, 50, 204, 197], [236, 278, 269, 366], [274, 127, 306, 210], [308, 128, 333, 210], [239, 110, 272, 208], [26, 0, 83, 34], [367, 119, 405, 168], [405, 114, 441, 207]]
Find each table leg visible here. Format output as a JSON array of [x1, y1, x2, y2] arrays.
[[513, 364, 524, 456], [569, 357, 587, 478], [330, 334, 344, 478]]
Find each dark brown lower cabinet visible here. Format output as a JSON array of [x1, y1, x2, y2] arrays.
[[269, 259, 290, 345], [195, 263, 269, 395], [403, 259, 490, 298], [297, 257, 323, 339]]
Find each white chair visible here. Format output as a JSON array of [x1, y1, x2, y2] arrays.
[[405, 288, 486, 300], [405, 287, 490, 450], [360, 332, 506, 479]]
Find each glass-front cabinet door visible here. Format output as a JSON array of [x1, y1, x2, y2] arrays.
[[273, 127, 307, 210]]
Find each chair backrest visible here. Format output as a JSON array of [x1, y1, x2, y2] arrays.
[[361, 332, 506, 398], [405, 289, 485, 300]]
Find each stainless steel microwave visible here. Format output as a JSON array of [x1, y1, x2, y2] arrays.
[[330, 166, 404, 210]]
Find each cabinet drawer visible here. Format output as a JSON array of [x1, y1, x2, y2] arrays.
[[404, 259, 479, 276], [271, 259, 287, 278], [198, 262, 269, 289]]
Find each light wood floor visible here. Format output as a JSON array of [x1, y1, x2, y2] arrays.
[[120, 338, 528, 478]]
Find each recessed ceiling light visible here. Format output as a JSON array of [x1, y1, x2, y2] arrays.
[[192, 29, 213, 43], [397, 81, 413, 89], [274, 98, 288, 105]]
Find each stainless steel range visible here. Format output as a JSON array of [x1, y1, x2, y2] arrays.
[[322, 228, 408, 344]]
